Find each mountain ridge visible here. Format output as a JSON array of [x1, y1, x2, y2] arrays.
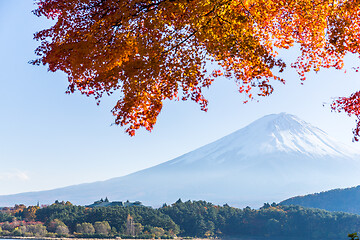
[[280, 185, 360, 214], [2, 113, 360, 207]]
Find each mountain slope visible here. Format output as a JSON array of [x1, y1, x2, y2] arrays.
[[2, 113, 360, 208], [280, 185, 360, 214]]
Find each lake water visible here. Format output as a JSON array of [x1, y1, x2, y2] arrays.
[[219, 236, 345, 240]]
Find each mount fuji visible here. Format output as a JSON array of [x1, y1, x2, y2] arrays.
[[2, 113, 360, 207]]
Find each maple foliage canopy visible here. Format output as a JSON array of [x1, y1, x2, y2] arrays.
[[32, 0, 360, 137]]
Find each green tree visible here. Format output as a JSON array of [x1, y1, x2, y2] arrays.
[[47, 219, 67, 233], [76, 222, 95, 235], [134, 223, 144, 236], [0, 212, 13, 222], [26, 224, 48, 237], [56, 224, 69, 236], [151, 227, 165, 238], [94, 221, 111, 236], [11, 227, 22, 236], [349, 233, 360, 240], [22, 206, 40, 221], [1, 222, 13, 231]]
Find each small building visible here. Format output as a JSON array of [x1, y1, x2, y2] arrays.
[[85, 198, 143, 208]]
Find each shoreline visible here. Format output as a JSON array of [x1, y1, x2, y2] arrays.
[[0, 237, 211, 240]]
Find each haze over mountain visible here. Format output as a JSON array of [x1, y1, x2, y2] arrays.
[[2, 113, 360, 207]]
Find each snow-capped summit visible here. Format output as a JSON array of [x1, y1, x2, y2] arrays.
[[162, 113, 359, 168], [244, 113, 358, 157], [1, 113, 360, 208], [228, 112, 359, 157]]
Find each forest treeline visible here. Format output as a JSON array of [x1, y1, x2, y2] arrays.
[[0, 200, 360, 239]]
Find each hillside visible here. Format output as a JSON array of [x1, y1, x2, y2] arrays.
[[2, 200, 360, 239], [280, 185, 360, 214]]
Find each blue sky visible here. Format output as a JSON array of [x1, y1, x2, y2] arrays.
[[1, 0, 360, 197]]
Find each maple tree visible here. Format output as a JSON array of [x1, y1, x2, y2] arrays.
[[32, 0, 360, 136]]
